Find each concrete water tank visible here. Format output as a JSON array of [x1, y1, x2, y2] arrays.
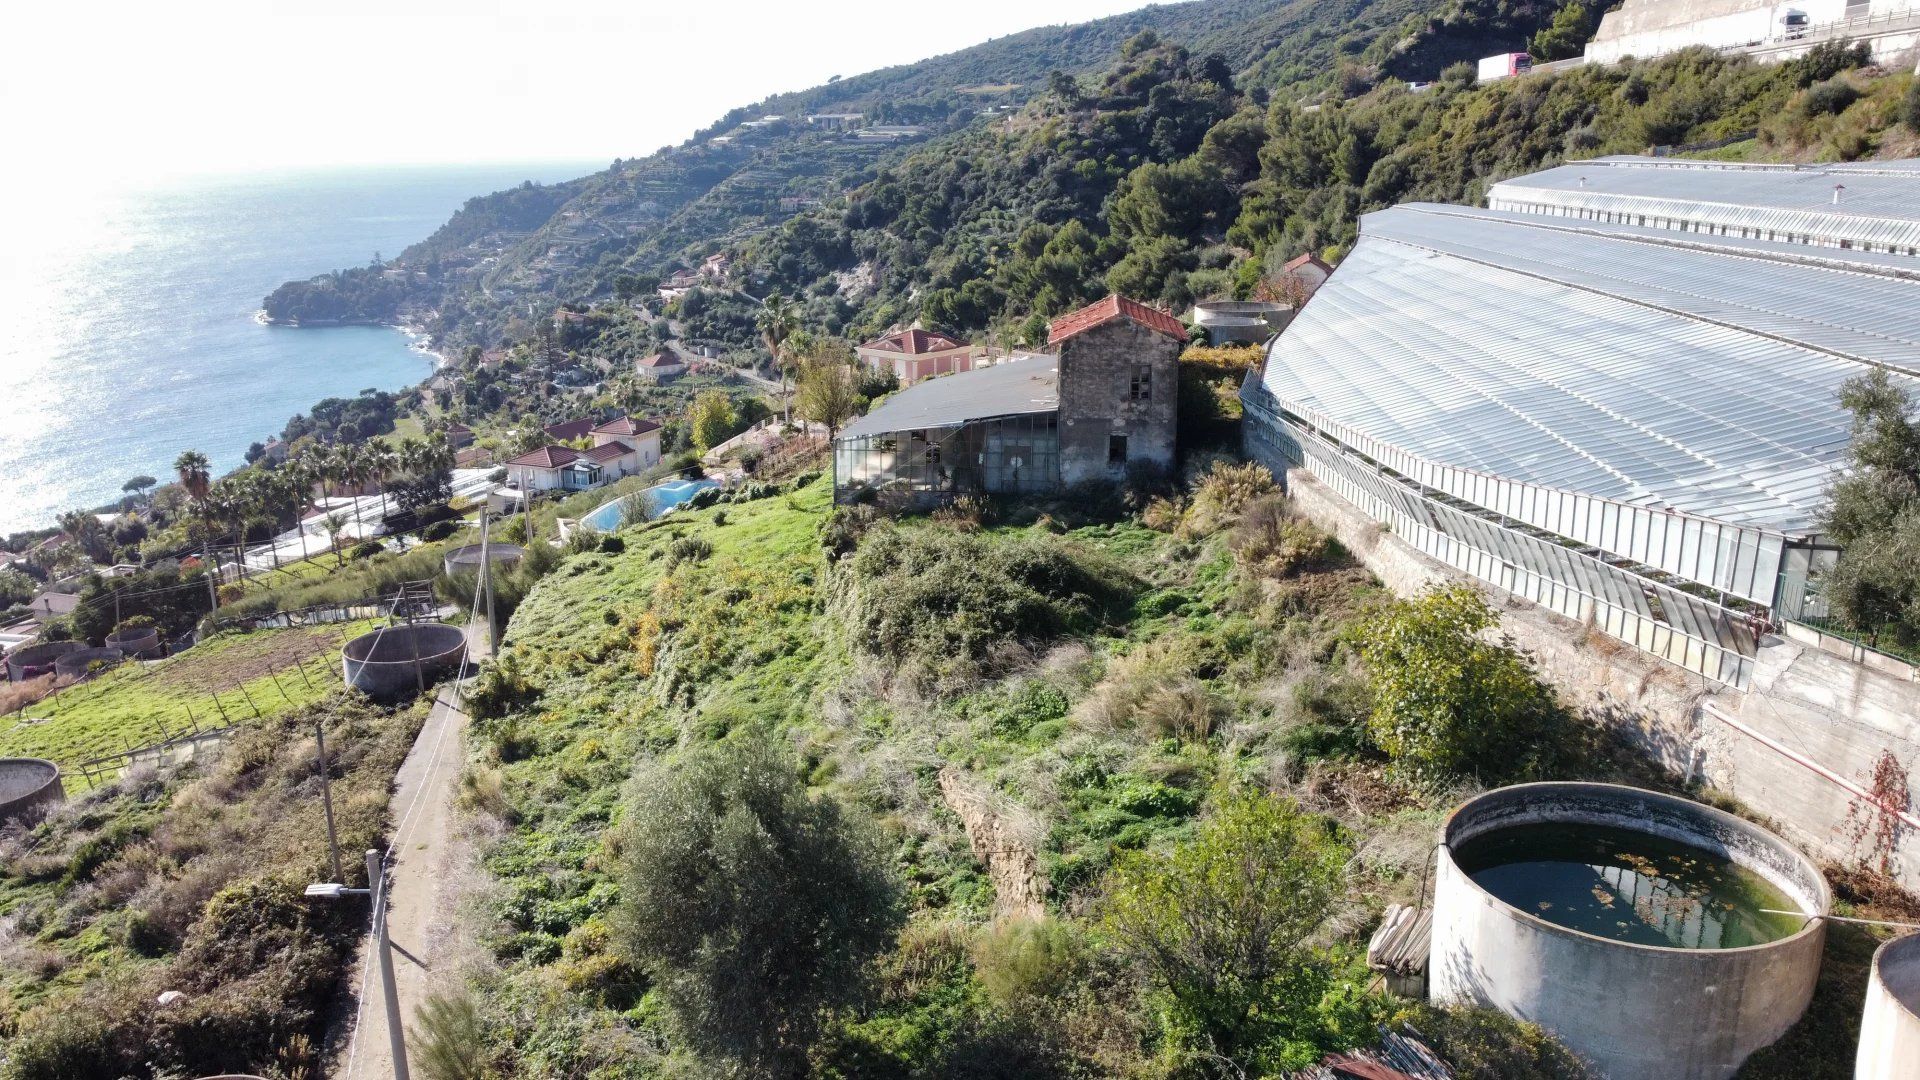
[[54, 646, 123, 682], [0, 759, 65, 823], [5, 640, 82, 681], [341, 622, 467, 702], [443, 543, 525, 578], [1192, 300, 1292, 345], [1429, 782, 1829, 1080], [105, 625, 163, 659], [1857, 933, 1920, 1079]]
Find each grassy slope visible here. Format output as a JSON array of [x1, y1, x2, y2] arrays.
[[462, 475, 1434, 1072], [0, 619, 382, 778]]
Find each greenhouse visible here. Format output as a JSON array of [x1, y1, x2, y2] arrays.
[[1245, 201, 1920, 686]]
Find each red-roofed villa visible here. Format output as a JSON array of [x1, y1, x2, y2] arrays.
[[832, 294, 1187, 504], [855, 327, 976, 386], [506, 414, 661, 492]]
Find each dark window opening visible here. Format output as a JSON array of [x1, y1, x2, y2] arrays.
[[1130, 366, 1153, 402], [1108, 434, 1129, 464]]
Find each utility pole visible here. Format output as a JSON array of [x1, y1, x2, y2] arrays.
[[316, 721, 343, 885], [368, 848, 411, 1080], [479, 510, 497, 655]]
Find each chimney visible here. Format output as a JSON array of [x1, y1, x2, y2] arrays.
[[1834, 183, 1847, 205]]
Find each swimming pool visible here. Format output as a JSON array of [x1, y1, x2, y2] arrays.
[[580, 478, 719, 532]]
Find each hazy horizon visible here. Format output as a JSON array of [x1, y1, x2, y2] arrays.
[[2, 0, 1157, 180]]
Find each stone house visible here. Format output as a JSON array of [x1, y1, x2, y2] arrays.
[[832, 294, 1186, 503]]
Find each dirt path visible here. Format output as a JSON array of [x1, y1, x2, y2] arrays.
[[335, 622, 487, 1079], [938, 767, 1047, 921]]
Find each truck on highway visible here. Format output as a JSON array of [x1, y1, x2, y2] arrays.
[[1477, 52, 1533, 81]]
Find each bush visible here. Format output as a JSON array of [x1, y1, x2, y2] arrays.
[[612, 734, 901, 1075], [1905, 77, 1920, 132], [1354, 586, 1561, 785], [1392, 1003, 1595, 1079], [1798, 75, 1861, 119], [837, 525, 1131, 686], [1182, 459, 1277, 536], [1100, 788, 1376, 1072], [597, 534, 625, 555], [420, 519, 459, 542], [1228, 496, 1329, 577], [350, 540, 385, 561]]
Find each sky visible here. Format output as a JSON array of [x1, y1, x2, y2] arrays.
[[2, 0, 1158, 179]]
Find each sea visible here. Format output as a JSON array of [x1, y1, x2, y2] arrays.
[[0, 161, 597, 537]]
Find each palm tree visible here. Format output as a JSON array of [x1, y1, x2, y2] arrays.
[[174, 450, 219, 609], [321, 512, 349, 568], [758, 293, 800, 422], [56, 509, 109, 565]]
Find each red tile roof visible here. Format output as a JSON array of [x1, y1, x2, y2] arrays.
[[1047, 294, 1188, 346], [543, 417, 595, 442], [592, 415, 663, 437], [858, 328, 967, 355], [506, 445, 581, 469], [635, 349, 687, 369], [1283, 252, 1334, 275], [582, 440, 634, 462]]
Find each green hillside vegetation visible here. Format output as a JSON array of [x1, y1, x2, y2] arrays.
[[0, 694, 425, 1080], [260, 0, 1597, 350], [427, 464, 1785, 1076], [0, 620, 383, 781]]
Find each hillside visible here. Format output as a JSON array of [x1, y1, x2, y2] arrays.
[[262, 0, 1583, 347]]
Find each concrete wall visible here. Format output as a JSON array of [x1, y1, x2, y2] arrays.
[[1285, 466, 1920, 892], [1056, 320, 1181, 486], [1856, 933, 1920, 1079], [1588, 0, 1920, 65]]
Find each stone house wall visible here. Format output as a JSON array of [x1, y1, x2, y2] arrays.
[[1055, 320, 1182, 486]]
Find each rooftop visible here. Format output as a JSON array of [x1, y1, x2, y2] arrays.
[[1047, 294, 1188, 346], [1489, 156, 1920, 252], [592, 415, 662, 436], [543, 417, 596, 442], [635, 349, 687, 369], [505, 445, 581, 469], [840, 354, 1058, 440], [581, 440, 634, 463], [858, 328, 967, 355], [1255, 203, 1920, 534]]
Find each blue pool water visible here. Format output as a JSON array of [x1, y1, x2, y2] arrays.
[[581, 479, 718, 532]]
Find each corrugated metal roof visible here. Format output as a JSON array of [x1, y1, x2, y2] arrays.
[[1489, 157, 1920, 252], [840, 354, 1057, 439], [1256, 205, 1920, 533]]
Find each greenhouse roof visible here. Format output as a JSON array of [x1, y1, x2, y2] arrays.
[[1256, 204, 1920, 533], [840, 353, 1057, 440], [1488, 156, 1920, 252]]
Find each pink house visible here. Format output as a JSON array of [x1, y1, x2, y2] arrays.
[[855, 328, 975, 386]]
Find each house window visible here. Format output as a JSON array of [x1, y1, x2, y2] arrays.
[[1130, 366, 1153, 402], [1108, 434, 1128, 464]]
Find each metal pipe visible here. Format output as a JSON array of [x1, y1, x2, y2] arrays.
[[1762, 909, 1920, 931]]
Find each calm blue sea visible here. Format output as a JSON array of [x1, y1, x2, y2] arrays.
[[0, 161, 597, 536]]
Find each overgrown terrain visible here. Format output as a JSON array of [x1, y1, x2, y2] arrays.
[[0, 694, 426, 1080]]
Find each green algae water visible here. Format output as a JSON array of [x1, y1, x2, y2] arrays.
[[1455, 823, 1805, 949]]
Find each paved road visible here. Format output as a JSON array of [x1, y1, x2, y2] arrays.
[[336, 622, 489, 1079]]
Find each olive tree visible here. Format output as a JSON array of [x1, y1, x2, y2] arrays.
[[1821, 369, 1920, 646], [612, 733, 900, 1076]]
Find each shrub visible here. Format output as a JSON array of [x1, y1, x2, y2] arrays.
[[1229, 496, 1329, 577], [1905, 77, 1920, 132], [838, 525, 1130, 686], [667, 535, 712, 566], [1798, 75, 1861, 119], [1392, 1003, 1595, 1079], [1182, 460, 1277, 536], [597, 534, 625, 555], [411, 989, 495, 1080], [420, 519, 459, 542], [1100, 788, 1376, 1073], [611, 734, 901, 1075], [971, 917, 1088, 1011], [1354, 586, 1561, 785], [350, 540, 385, 561]]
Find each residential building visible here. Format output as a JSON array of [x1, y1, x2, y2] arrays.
[[855, 328, 975, 385], [635, 348, 689, 384], [508, 414, 658, 493], [1242, 197, 1920, 689], [1279, 252, 1334, 296], [807, 113, 864, 129], [833, 294, 1186, 503], [590, 415, 663, 472], [444, 422, 475, 450], [700, 252, 732, 281]]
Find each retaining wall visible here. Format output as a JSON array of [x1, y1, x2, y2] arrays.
[[1285, 467, 1920, 892]]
